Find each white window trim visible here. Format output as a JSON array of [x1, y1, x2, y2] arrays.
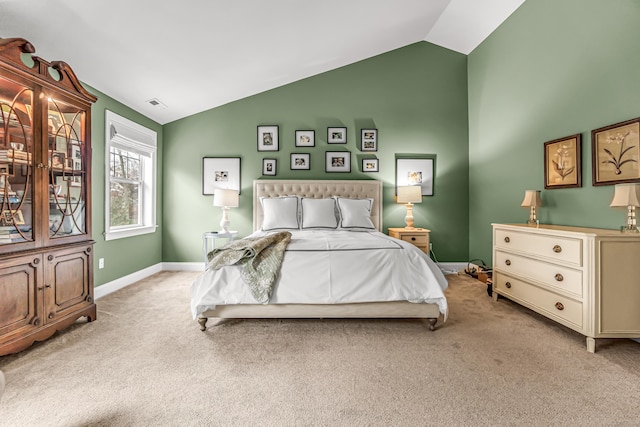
[[105, 110, 157, 241]]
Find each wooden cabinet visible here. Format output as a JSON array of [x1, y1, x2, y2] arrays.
[[0, 38, 97, 355], [388, 227, 430, 254], [492, 223, 640, 353]]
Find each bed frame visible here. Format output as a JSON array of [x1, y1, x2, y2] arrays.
[[198, 179, 441, 331]]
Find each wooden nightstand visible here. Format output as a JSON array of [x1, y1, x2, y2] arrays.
[[388, 227, 430, 254]]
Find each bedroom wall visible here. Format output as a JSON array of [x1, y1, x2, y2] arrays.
[[468, 0, 640, 264], [162, 41, 469, 263], [85, 84, 164, 287]]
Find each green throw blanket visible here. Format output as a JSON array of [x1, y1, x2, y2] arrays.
[[207, 231, 292, 303]]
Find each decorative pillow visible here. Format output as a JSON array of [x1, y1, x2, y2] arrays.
[[335, 197, 375, 230], [261, 196, 300, 230], [301, 198, 338, 229]]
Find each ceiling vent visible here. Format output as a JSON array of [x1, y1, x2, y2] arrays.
[[146, 98, 168, 109]]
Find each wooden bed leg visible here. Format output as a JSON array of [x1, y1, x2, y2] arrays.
[[427, 318, 438, 331], [198, 317, 208, 332]]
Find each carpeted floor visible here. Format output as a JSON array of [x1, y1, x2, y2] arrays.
[[1, 271, 639, 426]]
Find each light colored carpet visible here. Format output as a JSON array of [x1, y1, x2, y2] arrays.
[[1, 271, 639, 426]]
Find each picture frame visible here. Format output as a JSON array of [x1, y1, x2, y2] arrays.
[[202, 157, 241, 195], [361, 129, 378, 152], [362, 158, 379, 172], [262, 158, 277, 176], [295, 130, 315, 147], [325, 151, 351, 173], [544, 134, 582, 189], [71, 144, 82, 170], [290, 153, 310, 170], [396, 156, 435, 196], [257, 125, 279, 151], [591, 117, 640, 186], [49, 150, 66, 170], [327, 127, 347, 144], [1, 209, 24, 226]]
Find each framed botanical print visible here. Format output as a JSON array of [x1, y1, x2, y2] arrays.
[[290, 153, 310, 170], [327, 127, 347, 144], [592, 117, 640, 186], [202, 157, 241, 195], [396, 156, 435, 196], [544, 134, 581, 189], [325, 151, 351, 172], [257, 125, 279, 151], [262, 158, 277, 176], [295, 130, 315, 147], [362, 158, 379, 172]]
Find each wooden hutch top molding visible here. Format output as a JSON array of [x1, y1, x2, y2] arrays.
[[0, 37, 97, 104]]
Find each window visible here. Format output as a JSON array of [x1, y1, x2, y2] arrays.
[[105, 110, 157, 240]]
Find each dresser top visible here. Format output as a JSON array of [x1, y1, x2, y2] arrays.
[[492, 223, 640, 238]]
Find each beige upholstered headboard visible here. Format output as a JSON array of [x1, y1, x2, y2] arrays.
[[253, 180, 383, 231]]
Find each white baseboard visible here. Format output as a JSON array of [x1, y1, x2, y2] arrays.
[[438, 262, 466, 275], [163, 262, 204, 271], [94, 263, 164, 300]]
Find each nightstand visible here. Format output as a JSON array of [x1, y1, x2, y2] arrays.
[[202, 231, 238, 266], [388, 227, 430, 254]]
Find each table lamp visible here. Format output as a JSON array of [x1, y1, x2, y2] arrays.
[[521, 190, 542, 225], [397, 185, 422, 229], [609, 183, 640, 233], [213, 188, 239, 233]]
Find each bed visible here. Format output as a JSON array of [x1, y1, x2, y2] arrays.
[[190, 179, 448, 332]]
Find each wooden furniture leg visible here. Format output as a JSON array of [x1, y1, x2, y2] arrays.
[[198, 317, 208, 331], [427, 318, 438, 331]]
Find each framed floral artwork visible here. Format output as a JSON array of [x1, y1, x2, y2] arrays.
[[290, 153, 310, 170], [325, 151, 351, 172], [360, 129, 377, 152], [396, 156, 435, 196], [202, 157, 241, 195], [262, 158, 277, 176], [544, 134, 581, 189], [295, 130, 315, 147], [362, 158, 379, 172], [257, 125, 279, 151], [327, 127, 347, 144], [592, 117, 640, 186]]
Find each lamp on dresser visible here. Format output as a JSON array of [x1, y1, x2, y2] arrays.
[[397, 185, 422, 229], [213, 188, 239, 233], [610, 183, 640, 232], [521, 190, 542, 225]]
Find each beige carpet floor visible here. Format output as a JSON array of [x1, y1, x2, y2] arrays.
[[1, 271, 639, 426]]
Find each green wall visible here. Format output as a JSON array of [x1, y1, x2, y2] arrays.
[[163, 42, 469, 263], [468, 0, 640, 264], [85, 84, 164, 286]]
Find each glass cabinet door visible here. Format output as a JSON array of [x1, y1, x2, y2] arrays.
[[47, 97, 87, 239], [0, 75, 34, 247]]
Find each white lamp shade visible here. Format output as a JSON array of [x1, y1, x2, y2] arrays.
[[397, 185, 422, 204], [521, 190, 542, 207], [213, 189, 239, 208], [610, 183, 640, 207]]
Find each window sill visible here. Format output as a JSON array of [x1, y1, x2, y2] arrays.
[[104, 225, 158, 241]]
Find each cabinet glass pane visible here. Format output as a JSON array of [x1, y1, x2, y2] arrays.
[[47, 98, 86, 238], [0, 76, 34, 245]]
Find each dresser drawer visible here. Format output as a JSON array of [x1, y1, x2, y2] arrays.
[[494, 228, 583, 267], [495, 273, 583, 329], [494, 250, 583, 298], [398, 234, 428, 246]]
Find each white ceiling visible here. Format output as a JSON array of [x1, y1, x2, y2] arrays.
[[0, 0, 524, 125]]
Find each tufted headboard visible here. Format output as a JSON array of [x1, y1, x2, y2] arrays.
[[253, 179, 383, 232]]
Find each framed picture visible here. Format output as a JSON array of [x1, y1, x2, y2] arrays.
[[257, 125, 279, 151], [361, 129, 377, 152], [327, 127, 347, 144], [544, 134, 581, 189], [396, 156, 435, 196], [202, 157, 241, 195], [295, 130, 315, 147], [71, 144, 82, 170], [1, 209, 24, 226], [592, 117, 640, 186], [291, 153, 310, 170], [325, 151, 351, 172], [362, 158, 379, 172], [262, 158, 277, 176], [49, 150, 66, 169]]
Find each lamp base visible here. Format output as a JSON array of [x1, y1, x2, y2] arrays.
[[404, 203, 415, 229], [219, 207, 230, 233]]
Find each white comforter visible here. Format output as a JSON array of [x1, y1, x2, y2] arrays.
[[190, 230, 448, 318]]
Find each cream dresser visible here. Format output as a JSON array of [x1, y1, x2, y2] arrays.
[[492, 223, 640, 353]]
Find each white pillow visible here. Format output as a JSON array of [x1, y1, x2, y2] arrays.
[[261, 196, 300, 230], [301, 198, 338, 229], [336, 197, 375, 230]]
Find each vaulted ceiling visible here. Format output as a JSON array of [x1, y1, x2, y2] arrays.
[[0, 0, 525, 124]]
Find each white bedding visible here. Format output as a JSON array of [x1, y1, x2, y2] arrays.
[[190, 229, 448, 319]]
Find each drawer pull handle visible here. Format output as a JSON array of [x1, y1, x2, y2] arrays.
[[504, 236, 510, 243], [555, 302, 564, 311], [555, 274, 564, 282], [553, 245, 562, 253], [505, 259, 511, 266], [411, 237, 416, 241], [505, 281, 512, 289]]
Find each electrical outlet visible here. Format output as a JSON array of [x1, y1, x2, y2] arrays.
[[98, 258, 104, 269]]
